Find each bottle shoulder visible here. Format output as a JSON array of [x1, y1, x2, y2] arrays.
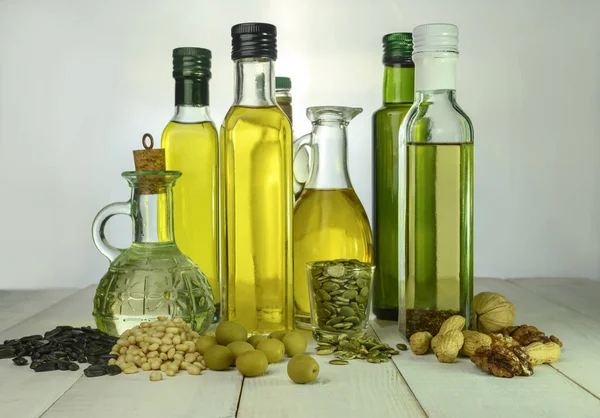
[[161, 120, 218, 141], [403, 98, 473, 144], [221, 105, 292, 132]]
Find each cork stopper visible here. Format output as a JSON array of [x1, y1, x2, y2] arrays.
[[133, 133, 165, 194]]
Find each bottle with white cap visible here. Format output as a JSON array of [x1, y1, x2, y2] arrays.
[[399, 23, 474, 338]]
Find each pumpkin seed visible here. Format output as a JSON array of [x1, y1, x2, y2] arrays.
[[334, 351, 357, 360], [345, 316, 360, 325], [329, 360, 349, 365], [326, 264, 345, 277], [316, 347, 337, 355], [316, 289, 332, 301], [396, 343, 408, 351], [326, 316, 345, 326]]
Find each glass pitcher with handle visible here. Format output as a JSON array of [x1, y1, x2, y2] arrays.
[[91, 170, 215, 337], [293, 106, 374, 328]]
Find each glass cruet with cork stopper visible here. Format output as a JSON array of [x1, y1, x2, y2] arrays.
[[292, 106, 374, 328], [92, 134, 215, 337]]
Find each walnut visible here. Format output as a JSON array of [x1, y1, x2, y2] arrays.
[[473, 292, 515, 333], [470, 343, 534, 378], [502, 325, 563, 347]]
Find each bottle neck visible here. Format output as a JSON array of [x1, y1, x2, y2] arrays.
[[132, 189, 175, 244], [175, 77, 209, 107], [233, 58, 276, 107], [414, 55, 457, 93], [171, 105, 212, 124], [306, 122, 352, 189], [383, 64, 414, 104]]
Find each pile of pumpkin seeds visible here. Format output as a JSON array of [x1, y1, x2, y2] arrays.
[[316, 333, 407, 365]]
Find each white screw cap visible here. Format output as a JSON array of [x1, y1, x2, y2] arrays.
[[413, 23, 459, 55]]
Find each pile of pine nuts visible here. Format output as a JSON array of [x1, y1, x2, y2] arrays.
[[109, 317, 207, 381]]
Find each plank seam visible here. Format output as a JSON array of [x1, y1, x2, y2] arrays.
[[38, 374, 84, 417], [234, 376, 245, 417], [370, 323, 430, 418], [550, 366, 600, 402]]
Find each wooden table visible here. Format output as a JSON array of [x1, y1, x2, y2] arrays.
[[1, 278, 599, 418]]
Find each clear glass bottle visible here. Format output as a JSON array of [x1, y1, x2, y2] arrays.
[[293, 106, 374, 328], [400, 24, 474, 338], [275, 76, 293, 124], [92, 170, 215, 337], [372, 33, 415, 321], [160, 47, 220, 322], [220, 23, 294, 334]]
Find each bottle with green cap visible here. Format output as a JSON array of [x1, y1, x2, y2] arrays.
[[400, 23, 474, 338], [160, 47, 220, 323], [372, 33, 415, 321], [220, 22, 294, 334], [275, 76, 293, 124]]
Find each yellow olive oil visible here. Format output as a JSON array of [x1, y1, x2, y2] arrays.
[[293, 188, 374, 318], [220, 105, 294, 334], [405, 143, 473, 320], [161, 120, 219, 315]]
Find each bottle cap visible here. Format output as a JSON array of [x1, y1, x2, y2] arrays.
[[231, 22, 277, 61], [382, 33, 413, 64], [413, 23, 458, 56], [172, 47, 212, 79], [276, 76, 291, 90]]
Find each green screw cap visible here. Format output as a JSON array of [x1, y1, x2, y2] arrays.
[[382, 33, 413, 64], [276, 77, 291, 90], [172, 47, 212, 79]]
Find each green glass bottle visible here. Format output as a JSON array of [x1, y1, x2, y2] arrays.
[[372, 33, 414, 321]]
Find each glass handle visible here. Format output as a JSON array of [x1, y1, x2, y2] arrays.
[[91, 201, 131, 262], [293, 133, 312, 196]]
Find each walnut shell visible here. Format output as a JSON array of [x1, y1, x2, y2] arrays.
[[474, 292, 515, 333]]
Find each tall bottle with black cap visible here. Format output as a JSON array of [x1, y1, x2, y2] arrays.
[[372, 33, 414, 321], [400, 24, 474, 338], [220, 23, 294, 334], [160, 47, 220, 322]]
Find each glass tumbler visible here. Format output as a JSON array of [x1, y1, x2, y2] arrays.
[[307, 260, 375, 342]]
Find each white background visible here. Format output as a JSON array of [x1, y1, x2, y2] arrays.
[[0, 0, 599, 289]]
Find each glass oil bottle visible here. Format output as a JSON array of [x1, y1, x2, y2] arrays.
[[293, 107, 374, 328], [220, 23, 294, 334], [372, 33, 415, 321], [400, 24, 474, 338], [160, 47, 220, 322]]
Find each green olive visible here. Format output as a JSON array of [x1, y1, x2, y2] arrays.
[[287, 354, 319, 384], [216, 321, 248, 346], [257, 338, 285, 363], [204, 345, 234, 371], [247, 334, 267, 348], [268, 330, 289, 341], [195, 335, 218, 355], [235, 350, 269, 377], [282, 331, 308, 357], [227, 341, 254, 360]]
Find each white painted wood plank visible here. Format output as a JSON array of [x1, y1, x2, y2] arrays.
[[372, 318, 600, 418], [476, 277, 600, 400], [508, 278, 600, 320], [0, 286, 242, 418], [237, 327, 426, 418], [42, 371, 242, 418], [0, 287, 97, 418], [0, 288, 78, 333]]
